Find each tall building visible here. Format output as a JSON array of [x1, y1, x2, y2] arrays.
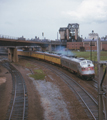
[[59, 23, 80, 41]]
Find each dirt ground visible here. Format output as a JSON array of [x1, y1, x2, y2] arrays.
[[0, 64, 12, 120], [0, 58, 91, 120]]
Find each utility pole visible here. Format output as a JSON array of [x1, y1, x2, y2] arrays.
[[97, 37, 103, 120]]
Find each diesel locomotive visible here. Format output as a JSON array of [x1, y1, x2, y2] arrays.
[[18, 51, 95, 80]]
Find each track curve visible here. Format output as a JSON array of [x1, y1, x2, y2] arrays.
[[24, 57, 98, 120], [2, 61, 28, 120]]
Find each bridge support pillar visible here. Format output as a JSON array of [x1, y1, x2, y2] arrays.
[[8, 48, 18, 62]]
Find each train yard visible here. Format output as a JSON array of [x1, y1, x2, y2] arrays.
[[0, 18, 107, 119], [0, 54, 101, 120], [25, 57, 99, 120]]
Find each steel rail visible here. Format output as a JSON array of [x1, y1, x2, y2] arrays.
[[9, 74, 17, 120], [18, 72, 26, 120], [57, 72, 98, 120], [45, 64, 98, 120]]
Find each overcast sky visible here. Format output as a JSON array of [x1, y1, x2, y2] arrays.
[[0, 0, 107, 40]]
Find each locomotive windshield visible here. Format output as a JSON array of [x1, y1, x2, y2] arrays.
[[81, 61, 87, 65], [80, 60, 92, 65], [87, 60, 92, 64]]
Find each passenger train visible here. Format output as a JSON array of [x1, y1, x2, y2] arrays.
[[18, 51, 95, 80]]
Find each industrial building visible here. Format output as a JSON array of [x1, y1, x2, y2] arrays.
[[59, 24, 107, 51]]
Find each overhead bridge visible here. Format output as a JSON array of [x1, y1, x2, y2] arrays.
[[0, 36, 66, 62]]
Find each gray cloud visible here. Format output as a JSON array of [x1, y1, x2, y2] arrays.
[[63, 0, 107, 23], [0, 0, 107, 39]]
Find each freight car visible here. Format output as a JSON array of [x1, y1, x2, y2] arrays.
[[17, 51, 95, 80]]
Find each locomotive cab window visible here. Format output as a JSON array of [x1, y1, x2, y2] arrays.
[[81, 61, 86, 65], [87, 61, 92, 64], [81, 60, 92, 65]]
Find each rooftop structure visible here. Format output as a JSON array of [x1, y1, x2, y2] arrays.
[[88, 30, 99, 40], [59, 23, 80, 41]]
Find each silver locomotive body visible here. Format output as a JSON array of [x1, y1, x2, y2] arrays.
[[79, 60, 95, 77], [61, 56, 95, 79]]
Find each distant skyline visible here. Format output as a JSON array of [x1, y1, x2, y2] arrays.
[[0, 0, 107, 40]]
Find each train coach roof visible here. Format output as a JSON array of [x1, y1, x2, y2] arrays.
[[44, 52, 61, 57], [34, 51, 44, 54], [61, 56, 86, 63], [35, 51, 61, 57]]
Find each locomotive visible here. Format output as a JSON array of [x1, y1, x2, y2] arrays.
[[17, 51, 95, 80], [61, 56, 95, 80]]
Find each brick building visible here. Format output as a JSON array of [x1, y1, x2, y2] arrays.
[[67, 31, 107, 51], [67, 39, 107, 51]]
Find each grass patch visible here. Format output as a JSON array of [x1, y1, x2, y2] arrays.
[[72, 51, 107, 61], [29, 69, 45, 80], [25, 62, 34, 68], [34, 69, 44, 73]]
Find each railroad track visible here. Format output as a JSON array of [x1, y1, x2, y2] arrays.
[[24, 57, 99, 120], [51, 68, 98, 120], [2, 61, 28, 120], [88, 79, 98, 90]]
